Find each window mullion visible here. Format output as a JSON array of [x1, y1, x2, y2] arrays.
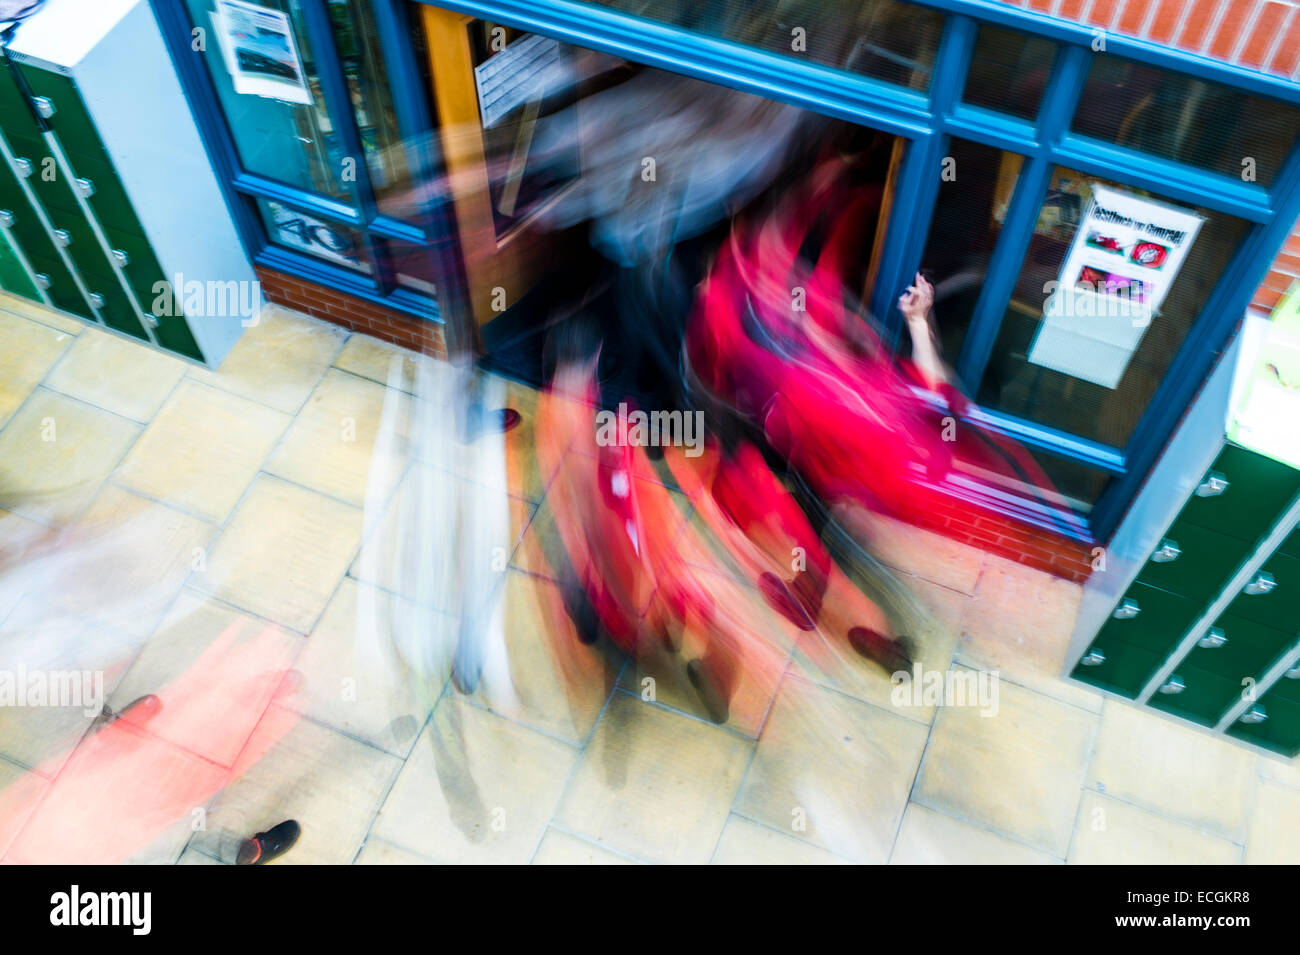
[[372, 0, 442, 196], [955, 43, 1088, 389], [300, 0, 378, 224], [869, 16, 977, 345]]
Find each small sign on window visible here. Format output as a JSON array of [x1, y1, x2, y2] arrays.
[[473, 32, 565, 129], [212, 0, 313, 106], [1029, 184, 1204, 389]]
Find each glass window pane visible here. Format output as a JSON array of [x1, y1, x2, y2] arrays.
[[976, 167, 1251, 448], [920, 139, 1026, 387], [256, 198, 370, 272], [327, 0, 417, 219], [951, 437, 1113, 514], [962, 25, 1056, 120], [381, 238, 438, 297], [1071, 57, 1300, 186], [581, 0, 944, 91], [186, 0, 350, 199], [470, 23, 583, 237]]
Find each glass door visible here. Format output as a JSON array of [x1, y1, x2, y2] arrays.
[[416, 5, 588, 327]]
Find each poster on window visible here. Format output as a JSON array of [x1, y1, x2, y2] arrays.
[[473, 33, 565, 129], [212, 0, 312, 105], [1028, 184, 1204, 389], [265, 202, 364, 271]]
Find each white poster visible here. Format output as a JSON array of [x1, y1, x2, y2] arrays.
[[1028, 184, 1204, 389], [265, 201, 364, 270], [473, 33, 565, 129], [212, 0, 313, 106]]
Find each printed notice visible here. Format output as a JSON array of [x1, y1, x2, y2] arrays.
[[212, 0, 313, 105], [1029, 184, 1204, 389], [474, 33, 565, 129]]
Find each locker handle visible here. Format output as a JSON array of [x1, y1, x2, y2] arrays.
[[1081, 650, 1106, 667], [1239, 705, 1268, 725], [1196, 472, 1229, 497], [1243, 571, 1276, 596], [1197, 627, 1228, 649], [1112, 598, 1140, 620], [1151, 539, 1181, 563], [1158, 676, 1186, 695]]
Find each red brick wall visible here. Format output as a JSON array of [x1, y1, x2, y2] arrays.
[[1013, 0, 1300, 73], [910, 493, 1097, 582], [255, 267, 446, 359], [1252, 232, 1300, 312], [1004, 0, 1300, 313]]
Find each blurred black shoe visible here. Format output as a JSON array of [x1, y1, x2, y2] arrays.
[[759, 572, 814, 631], [450, 660, 480, 695], [686, 659, 730, 725], [847, 627, 913, 675], [561, 583, 601, 645], [236, 820, 301, 865], [94, 694, 162, 729]]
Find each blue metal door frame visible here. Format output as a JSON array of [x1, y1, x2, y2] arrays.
[[151, 0, 1300, 543]]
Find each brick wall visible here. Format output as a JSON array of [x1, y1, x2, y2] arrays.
[[1252, 231, 1300, 313], [910, 493, 1098, 582], [255, 267, 446, 359], [1014, 0, 1300, 73], [1005, 0, 1300, 312]]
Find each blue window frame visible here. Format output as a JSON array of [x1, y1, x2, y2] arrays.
[[152, 0, 1300, 544], [153, 0, 450, 325]]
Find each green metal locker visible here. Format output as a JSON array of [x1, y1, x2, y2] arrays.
[[1070, 297, 1300, 758], [0, 0, 257, 367]]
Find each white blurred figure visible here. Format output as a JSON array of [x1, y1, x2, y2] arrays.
[[352, 354, 518, 727]]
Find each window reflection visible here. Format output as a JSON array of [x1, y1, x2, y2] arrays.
[[920, 139, 1025, 387], [963, 25, 1056, 120], [585, 0, 944, 91], [1072, 58, 1300, 186], [187, 0, 348, 198], [327, 0, 415, 218], [381, 238, 439, 296], [978, 169, 1250, 448]]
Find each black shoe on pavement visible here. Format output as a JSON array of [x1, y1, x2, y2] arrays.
[[847, 627, 913, 675], [236, 820, 301, 865], [686, 659, 731, 725]]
